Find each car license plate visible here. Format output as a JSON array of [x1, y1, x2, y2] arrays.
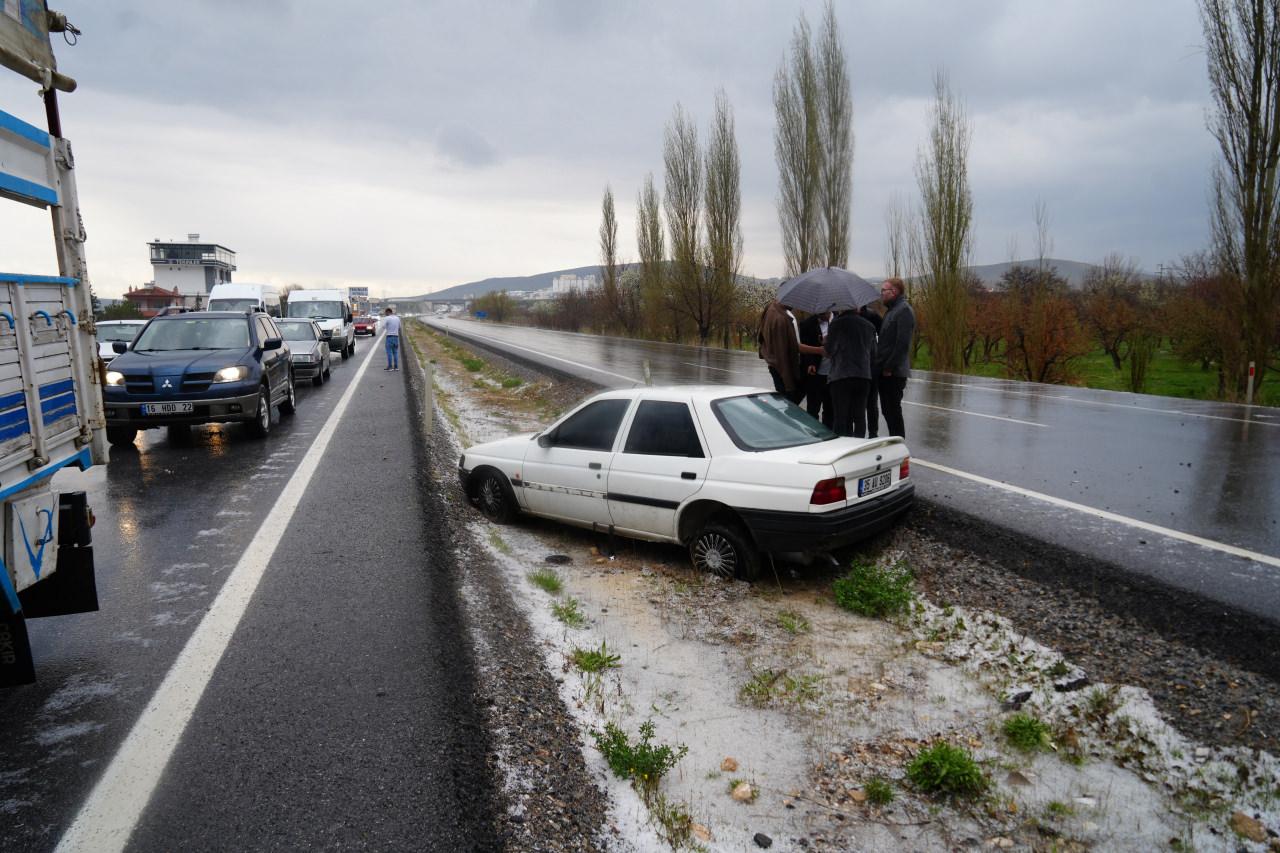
[[142, 402, 193, 415], [857, 470, 892, 498]]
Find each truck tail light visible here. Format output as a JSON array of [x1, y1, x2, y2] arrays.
[[810, 477, 846, 505], [899, 457, 910, 480]]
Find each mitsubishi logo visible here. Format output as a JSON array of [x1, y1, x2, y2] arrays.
[[161, 379, 173, 389]]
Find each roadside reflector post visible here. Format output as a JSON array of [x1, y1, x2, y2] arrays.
[[1246, 361, 1255, 407], [643, 359, 652, 386]]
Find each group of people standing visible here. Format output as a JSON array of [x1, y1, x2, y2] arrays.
[[758, 278, 916, 439]]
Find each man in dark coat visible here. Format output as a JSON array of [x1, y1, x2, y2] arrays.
[[824, 309, 877, 437], [875, 278, 916, 438]]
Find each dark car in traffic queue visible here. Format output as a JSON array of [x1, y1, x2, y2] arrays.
[[276, 318, 332, 386], [102, 311, 297, 446]]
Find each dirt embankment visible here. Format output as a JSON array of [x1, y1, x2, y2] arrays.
[[406, 320, 1280, 853]]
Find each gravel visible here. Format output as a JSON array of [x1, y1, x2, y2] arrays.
[[893, 508, 1280, 756]]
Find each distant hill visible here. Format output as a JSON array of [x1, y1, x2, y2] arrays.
[[409, 265, 615, 301], [415, 257, 1128, 301], [967, 259, 1105, 290]]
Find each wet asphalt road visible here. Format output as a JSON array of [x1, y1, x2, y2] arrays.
[[0, 335, 498, 851], [426, 317, 1280, 624]]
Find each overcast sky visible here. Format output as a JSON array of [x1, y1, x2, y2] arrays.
[[1, 0, 1215, 298]]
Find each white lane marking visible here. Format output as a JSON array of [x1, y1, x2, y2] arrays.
[[429, 322, 642, 385], [916, 377, 1276, 427], [905, 401, 1047, 428], [681, 361, 735, 373], [914, 458, 1280, 569], [55, 337, 383, 853]]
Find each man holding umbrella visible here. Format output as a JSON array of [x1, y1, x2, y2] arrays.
[[875, 277, 916, 438], [771, 268, 880, 409]]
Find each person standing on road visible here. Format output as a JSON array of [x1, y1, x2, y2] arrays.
[[875, 278, 915, 438], [383, 306, 402, 371], [824, 309, 877, 437]]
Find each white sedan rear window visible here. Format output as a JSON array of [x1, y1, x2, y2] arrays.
[[712, 393, 835, 451]]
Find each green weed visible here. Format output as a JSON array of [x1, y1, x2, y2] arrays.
[[502, 377, 523, 388], [526, 567, 563, 594], [1003, 713, 1052, 752], [552, 597, 587, 628], [1047, 659, 1071, 678], [906, 742, 987, 798], [777, 610, 811, 634], [461, 356, 485, 372], [593, 720, 689, 793], [487, 529, 511, 555], [738, 669, 782, 706], [570, 641, 621, 673], [864, 777, 895, 805], [833, 559, 914, 617]]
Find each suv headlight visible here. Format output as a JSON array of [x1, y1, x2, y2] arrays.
[[105, 370, 125, 386], [212, 365, 249, 383], [293, 353, 315, 363]]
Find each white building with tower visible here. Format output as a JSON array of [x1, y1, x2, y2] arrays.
[[148, 234, 236, 309]]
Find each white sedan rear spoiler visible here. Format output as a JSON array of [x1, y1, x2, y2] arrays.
[[798, 436, 905, 465]]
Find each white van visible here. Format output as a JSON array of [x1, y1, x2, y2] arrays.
[[207, 282, 282, 317], [285, 289, 355, 358]]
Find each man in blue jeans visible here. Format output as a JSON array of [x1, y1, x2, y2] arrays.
[[383, 307, 402, 370]]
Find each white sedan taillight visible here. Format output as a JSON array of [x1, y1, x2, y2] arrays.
[[899, 457, 910, 479], [810, 477, 846, 505]]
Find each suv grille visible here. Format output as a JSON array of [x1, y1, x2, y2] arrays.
[[182, 372, 215, 392]]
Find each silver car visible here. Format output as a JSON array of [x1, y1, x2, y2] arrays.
[[276, 318, 331, 386]]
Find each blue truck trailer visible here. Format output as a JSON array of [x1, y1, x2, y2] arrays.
[[0, 3, 106, 685]]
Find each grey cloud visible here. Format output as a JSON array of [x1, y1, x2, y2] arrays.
[[435, 122, 499, 168]]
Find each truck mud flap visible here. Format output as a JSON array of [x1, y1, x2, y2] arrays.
[[19, 543, 97, 618], [0, 608, 36, 686], [18, 493, 98, 619]]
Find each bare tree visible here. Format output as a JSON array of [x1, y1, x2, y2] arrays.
[[1034, 198, 1053, 274], [598, 185, 620, 333], [884, 193, 911, 279], [636, 173, 671, 340], [1201, 0, 1280, 394], [1081, 254, 1146, 371], [664, 103, 703, 343], [774, 13, 822, 275], [817, 1, 853, 268], [700, 89, 743, 347], [911, 71, 973, 373]]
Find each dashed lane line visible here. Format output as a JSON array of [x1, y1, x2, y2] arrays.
[[55, 334, 385, 853]]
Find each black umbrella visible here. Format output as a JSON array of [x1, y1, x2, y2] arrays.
[[776, 267, 879, 314]]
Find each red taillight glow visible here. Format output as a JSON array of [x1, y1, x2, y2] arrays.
[[899, 457, 910, 479], [810, 477, 846, 505]]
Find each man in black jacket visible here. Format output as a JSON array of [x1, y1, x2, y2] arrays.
[[798, 311, 832, 428], [875, 278, 916, 438]]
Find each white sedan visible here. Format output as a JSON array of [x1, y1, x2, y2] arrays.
[[458, 386, 914, 581]]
